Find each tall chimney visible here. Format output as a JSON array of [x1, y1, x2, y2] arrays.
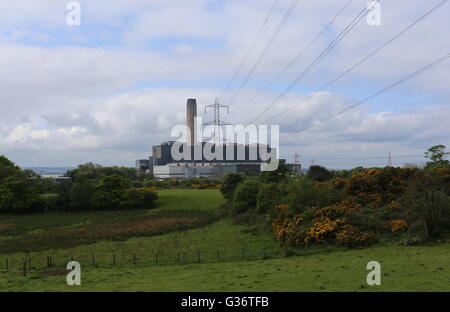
[[186, 99, 197, 145]]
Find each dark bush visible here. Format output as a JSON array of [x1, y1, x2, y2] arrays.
[[69, 179, 96, 211], [0, 176, 42, 213], [287, 179, 343, 214], [91, 174, 131, 210], [220, 173, 244, 200], [121, 188, 158, 210], [259, 162, 292, 183], [256, 183, 282, 214], [307, 165, 333, 182], [232, 179, 261, 215]]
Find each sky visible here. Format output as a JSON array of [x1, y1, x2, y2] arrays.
[[0, 0, 449, 169]]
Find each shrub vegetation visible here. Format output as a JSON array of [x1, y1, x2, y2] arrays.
[[220, 145, 450, 249]]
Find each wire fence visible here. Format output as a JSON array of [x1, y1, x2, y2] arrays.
[[0, 245, 335, 276]]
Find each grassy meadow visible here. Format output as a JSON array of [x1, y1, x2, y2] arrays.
[[1, 243, 448, 292], [0, 189, 448, 292]]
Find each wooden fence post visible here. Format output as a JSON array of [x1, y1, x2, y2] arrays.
[[197, 251, 201, 263], [216, 250, 220, 262], [155, 253, 158, 265], [113, 254, 116, 266], [177, 252, 180, 265], [92, 254, 95, 266], [6, 259, 8, 270], [242, 248, 245, 261], [263, 248, 266, 260], [22, 261, 27, 277], [28, 258, 31, 271]]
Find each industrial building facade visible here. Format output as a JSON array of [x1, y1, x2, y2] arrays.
[[136, 99, 277, 179]]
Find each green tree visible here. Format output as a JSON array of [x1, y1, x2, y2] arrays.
[[121, 189, 158, 210], [220, 173, 244, 200], [0, 155, 23, 184], [232, 179, 261, 215], [256, 183, 282, 214], [425, 145, 450, 170], [67, 163, 138, 183], [69, 179, 96, 211], [0, 176, 41, 213], [259, 162, 292, 183], [399, 172, 450, 238], [287, 179, 343, 214], [91, 174, 131, 210], [307, 165, 333, 182]]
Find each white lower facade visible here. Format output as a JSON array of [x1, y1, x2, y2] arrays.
[[152, 163, 263, 179]]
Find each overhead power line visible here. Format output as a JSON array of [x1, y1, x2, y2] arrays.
[[245, 0, 353, 106], [284, 51, 450, 138], [287, 154, 424, 160], [219, 0, 280, 100], [251, 5, 369, 124], [262, 0, 449, 124], [228, 0, 302, 106]]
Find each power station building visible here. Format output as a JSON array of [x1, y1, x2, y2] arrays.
[[136, 99, 277, 179]]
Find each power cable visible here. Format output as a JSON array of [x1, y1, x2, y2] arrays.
[[228, 0, 302, 106], [245, 0, 353, 106], [262, 0, 449, 124], [219, 0, 281, 100], [251, 5, 369, 123], [283, 51, 450, 138]]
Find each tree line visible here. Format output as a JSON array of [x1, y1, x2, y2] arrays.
[[0, 159, 157, 213]]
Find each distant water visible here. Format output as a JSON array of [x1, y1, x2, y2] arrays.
[[23, 167, 76, 177]]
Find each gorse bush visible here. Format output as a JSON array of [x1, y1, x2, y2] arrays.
[[221, 145, 450, 248]]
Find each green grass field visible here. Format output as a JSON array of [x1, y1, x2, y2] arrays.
[[0, 189, 448, 292], [1, 243, 448, 292]]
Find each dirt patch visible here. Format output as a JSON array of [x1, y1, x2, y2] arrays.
[[0, 223, 14, 232], [0, 209, 219, 254], [40, 269, 70, 277]]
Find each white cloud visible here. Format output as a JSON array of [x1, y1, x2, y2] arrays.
[[0, 0, 449, 167]]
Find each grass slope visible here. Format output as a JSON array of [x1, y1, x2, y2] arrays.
[[1, 243, 448, 292]]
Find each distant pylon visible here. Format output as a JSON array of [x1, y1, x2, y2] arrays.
[[203, 98, 231, 178], [293, 152, 302, 175], [203, 98, 231, 145], [388, 152, 393, 167]]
